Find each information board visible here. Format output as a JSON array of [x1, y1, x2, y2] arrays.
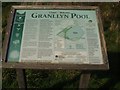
[[2, 6, 109, 69]]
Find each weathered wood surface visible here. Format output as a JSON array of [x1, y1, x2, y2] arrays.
[[79, 71, 91, 89], [16, 69, 27, 89], [2, 62, 109, 70]]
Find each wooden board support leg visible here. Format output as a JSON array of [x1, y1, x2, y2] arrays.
[[16, 69, 27, 89], [79, 71, 91, 89]]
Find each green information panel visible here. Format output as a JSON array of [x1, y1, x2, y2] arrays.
[[8, 12, 25, 61]]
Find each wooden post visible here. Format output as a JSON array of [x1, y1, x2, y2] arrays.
[[16, 69, 27, 89], [79, 71, 91, 89]]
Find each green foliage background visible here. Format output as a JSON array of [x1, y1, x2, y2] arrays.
[[2, 2, 120, 89]]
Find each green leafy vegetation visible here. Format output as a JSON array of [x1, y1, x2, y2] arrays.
[[2, 2, 120, 89]]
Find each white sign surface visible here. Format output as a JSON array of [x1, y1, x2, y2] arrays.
[[8, 9, 103, 64]]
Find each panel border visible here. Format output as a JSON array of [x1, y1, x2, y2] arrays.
[[2, 5, 109, 70]]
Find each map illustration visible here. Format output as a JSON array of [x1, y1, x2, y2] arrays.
[[57, 26, 84, 41]]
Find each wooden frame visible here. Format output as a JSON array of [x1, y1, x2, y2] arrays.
[[2, 5, 109, 70]]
